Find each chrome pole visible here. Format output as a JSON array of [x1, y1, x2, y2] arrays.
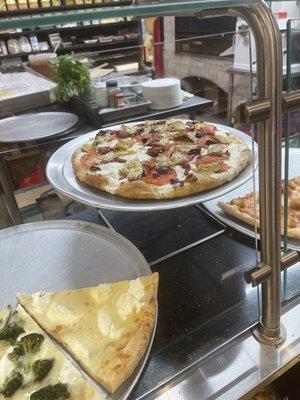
[[196, 1, 284, 344], [233, 2, 284, 345]]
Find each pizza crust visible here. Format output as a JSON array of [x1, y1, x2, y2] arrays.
[[72, 149, 109, 191], [218, 201, 259, 227], [218, 201, 300, 240]]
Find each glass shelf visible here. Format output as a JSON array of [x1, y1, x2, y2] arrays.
[[0, 0, 258, 30]]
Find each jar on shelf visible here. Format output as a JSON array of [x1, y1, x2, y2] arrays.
[[28, 0, 38, 8], [5, 0, 18, 10], [17, 0, 29, 9], [115, 93, 125, 108], [106, 80, 121, 107], [92, 81, 108, 108]]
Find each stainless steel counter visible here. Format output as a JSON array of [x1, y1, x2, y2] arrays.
[[148, 298, 300, 400], [67, 207, 300, 400]]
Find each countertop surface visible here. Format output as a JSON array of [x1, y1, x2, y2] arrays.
[[68, 206, 262, 399]]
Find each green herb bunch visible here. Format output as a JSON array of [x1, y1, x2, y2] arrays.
[[52, 54, 91, 102]]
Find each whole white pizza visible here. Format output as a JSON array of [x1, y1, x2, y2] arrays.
[[72, 120, 251, 200]]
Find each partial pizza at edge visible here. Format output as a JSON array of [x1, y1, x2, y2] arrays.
[[218, 177, 300, 239], [71, 120, 252, 200], [17, 273, 158, 394]]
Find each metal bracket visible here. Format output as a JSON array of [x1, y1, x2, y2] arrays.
[[236, 90, 300, 123], [245, 250, 299, 287]]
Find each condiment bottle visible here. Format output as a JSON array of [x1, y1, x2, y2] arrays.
[[106, 80, 120, 107], [92, 81, 108, 108], [115, 93, 125, 108]]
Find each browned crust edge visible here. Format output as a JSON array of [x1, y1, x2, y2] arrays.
[[98, 272, 159, 393], [18, 273, 159, 394], [218, 201, 300, 240]]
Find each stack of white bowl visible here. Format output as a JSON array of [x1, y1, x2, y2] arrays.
[[141, 78, 182, 110]]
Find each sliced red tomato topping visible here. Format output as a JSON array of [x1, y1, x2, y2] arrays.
[[97, 146, 112, 155], [218, 163, 230, 172], [196, 155, 225, 166], [132, 133, 142, 142], [80, 152, 100, 168], [204, 124, 216, 134], [142, 168, 177, 186], [110, 130, 128, 139]]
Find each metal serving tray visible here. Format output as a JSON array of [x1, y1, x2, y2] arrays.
[[0, 112, 78, 143], [46, 122, 258, 212], [202, 148, 300, 251], [72, 95, 152, 125], [0, 220, 156, 400]]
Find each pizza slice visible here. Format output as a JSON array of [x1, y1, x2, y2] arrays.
[[218, 176, 300, 239], [17, 273, 159, 394], [0, 305, 103, 400]]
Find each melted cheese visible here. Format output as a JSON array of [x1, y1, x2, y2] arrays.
[[17, 274, 158, 393], [0, 305, 103, 400], [78, 121, 250, 196]]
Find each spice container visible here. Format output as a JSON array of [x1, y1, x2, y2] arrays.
[[17, 0, 28, 9], [18, 36, 32, 53], [106, 80, 119, 107], [0, 41, 8, 56], [0, 0, 7, 10], [40, 0, 51, 6], [30, 36, 39, 51], [28, 0, 38, 8], [7, 39, 20, 54], [5, 0, 18, 10], [92, 81, 108, 108], [115, 93, 125, 108]]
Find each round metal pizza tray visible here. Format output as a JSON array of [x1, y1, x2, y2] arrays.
[[0, 220, 156, 400], [202, 148, 300, 251], [46, 122, 258, 211], [0, 112, 78, 143]]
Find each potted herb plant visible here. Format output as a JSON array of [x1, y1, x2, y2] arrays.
[[51, 54, 91, 102]]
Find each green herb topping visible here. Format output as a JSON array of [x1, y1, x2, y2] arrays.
[[30, 383, 70, 400], [32, 359, 54, 382], [1, 370, 23, 398], [0, 322, 25, 344], [20, 333, 44, 354], [7, 343, 25, 363]]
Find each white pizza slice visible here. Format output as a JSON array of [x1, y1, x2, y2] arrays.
[[17, 273, 159, 394], [0, 305, 103, 400]]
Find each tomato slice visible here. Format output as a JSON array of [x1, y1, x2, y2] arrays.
[[196, 155, 225, 166], [80, 152, 100, 168], [142, 169, 177, 186], [132, 133, 142, 142], [218, 163, 230, 172]]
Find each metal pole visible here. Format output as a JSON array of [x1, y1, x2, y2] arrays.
[[197, 2, 284, 344], [0, 156, 23, 225], [233, 3, 283, 344]]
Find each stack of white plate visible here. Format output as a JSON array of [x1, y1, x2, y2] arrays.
[[142, 78, 182, 110]]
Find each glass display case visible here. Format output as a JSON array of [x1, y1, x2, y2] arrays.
[[0, 1, 299, 399]]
